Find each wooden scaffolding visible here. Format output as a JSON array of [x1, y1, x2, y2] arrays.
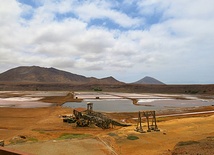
[[135, 111, 160, 133]]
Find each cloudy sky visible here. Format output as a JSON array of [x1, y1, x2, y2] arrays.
[[0, 0, 214, 84]]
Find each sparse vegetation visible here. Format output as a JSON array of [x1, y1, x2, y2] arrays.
[[185, 90, 199, 94], [108, 133, 117, 137], [176, 140, 199, 146], [32, 129, 49, 135], [93, 87, 102, 91], [127, 135, 139, 140], [10, 139, 26, 145], [28, 137, 38, 142], [57, 133, 92, 140], [9, 136, 38, 144]]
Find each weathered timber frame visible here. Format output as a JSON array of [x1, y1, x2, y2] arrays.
[[135, 111, 160, 133]]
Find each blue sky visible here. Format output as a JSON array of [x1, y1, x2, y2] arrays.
[[0, 0, 214, 84]]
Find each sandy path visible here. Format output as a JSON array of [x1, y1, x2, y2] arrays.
[[7, 139, 113, 155]]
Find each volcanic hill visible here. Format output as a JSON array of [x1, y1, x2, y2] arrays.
[[133, 76, 165, 85], [0, 66, 122, 84], [1, 66, 214, 95]]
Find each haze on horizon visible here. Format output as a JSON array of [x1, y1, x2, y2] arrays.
[[0, 0, 214, 84]]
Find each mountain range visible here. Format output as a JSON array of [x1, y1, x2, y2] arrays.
[[0, 66, 164, 85]]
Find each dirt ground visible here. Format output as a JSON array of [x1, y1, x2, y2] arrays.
[[0, 91, 214, 155], [6, 138, 113, 155], [1, 106, 214, 155]]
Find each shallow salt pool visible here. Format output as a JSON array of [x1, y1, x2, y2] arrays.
[[62, 98, 214, 112]]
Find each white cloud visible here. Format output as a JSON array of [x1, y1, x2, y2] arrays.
[[0, 0, 21, 25], [74, 1, 142, 28], [0, 0, 214, 83]]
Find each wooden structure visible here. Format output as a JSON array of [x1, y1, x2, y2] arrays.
[[63, 102, 130, 129], [135, 111, 160, 133], [87, 102, 93, 114], [135, 111, 146, 133]]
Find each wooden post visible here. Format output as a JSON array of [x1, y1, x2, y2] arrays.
[[135, 111, 145, 133], [152, 111, 160, 131], [136, 111, 159, 133], [145, 112, 151, 132], [87, 102, 93, 114]]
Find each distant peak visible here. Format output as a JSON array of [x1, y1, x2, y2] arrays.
[[133, 76, 165, 85]]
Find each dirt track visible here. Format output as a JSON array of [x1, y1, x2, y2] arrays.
[[7, 138, 113, 155]]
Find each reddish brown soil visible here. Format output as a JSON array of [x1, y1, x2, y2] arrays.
[[39, 92, 83, 106], [0, 92, 214, 155]]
